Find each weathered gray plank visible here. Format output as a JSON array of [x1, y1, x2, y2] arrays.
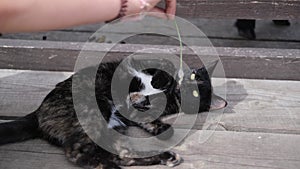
[[1, 24, 299, 46], [0, 31, 93, 42], [0, 39, 299, 80], [0, 131, 300, 169], [189, 19, 300, 42], [1, 20, 299, 45], [0, 69, 72, 116], [0, 152, 79, 169], [58, 20, 300, 43], [175, 0, 300, 19], [2, 33, 300, 50], [0, 69, 299, 134], [1, 39, 299, 58], [2, 39, 299, 58], [2, 31, 298, 48]]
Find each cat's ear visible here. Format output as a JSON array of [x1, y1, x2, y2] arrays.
[[205, 60, 219, 78], [210, 93, 227, 110]]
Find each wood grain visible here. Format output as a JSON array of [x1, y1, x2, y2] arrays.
[[175, 0, 300, 19], [0, 131, 299, 169]]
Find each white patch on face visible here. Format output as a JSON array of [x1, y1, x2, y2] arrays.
[[133, 70, 164, 96]]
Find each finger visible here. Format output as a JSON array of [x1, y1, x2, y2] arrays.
[[165, 0, 176, 19], [150, 0, 164, 7]]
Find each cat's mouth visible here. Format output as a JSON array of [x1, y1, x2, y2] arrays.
[[128, 92, 151, 112], [132, 103, 151, 111]]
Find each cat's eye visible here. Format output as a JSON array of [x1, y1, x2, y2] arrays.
[[190, 73, 195, 80], [193, 90, 199, 97]]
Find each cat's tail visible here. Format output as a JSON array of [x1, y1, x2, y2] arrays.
[[0, 112, 40, 145]]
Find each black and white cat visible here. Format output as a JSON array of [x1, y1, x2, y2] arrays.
[[0, 58, 226, 169]]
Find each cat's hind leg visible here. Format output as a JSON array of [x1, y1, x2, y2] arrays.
[[64, 141, 181, 168], [64, 140, 121, 169]]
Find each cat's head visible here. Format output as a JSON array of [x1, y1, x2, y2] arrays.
[[151, 59, 227, 114], [126, 58, 227, 114], [180, 60, 227, 113]]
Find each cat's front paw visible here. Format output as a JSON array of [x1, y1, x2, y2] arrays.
[[160, 151, 182, 167]]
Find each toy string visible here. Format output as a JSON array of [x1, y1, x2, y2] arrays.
[[174, 19, 184, 86]]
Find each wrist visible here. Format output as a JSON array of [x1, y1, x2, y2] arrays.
[[108, 0, 152, 22]]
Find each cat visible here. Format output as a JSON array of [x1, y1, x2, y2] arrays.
[[0, 58, 226, 169]]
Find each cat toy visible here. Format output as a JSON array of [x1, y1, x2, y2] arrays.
[[174, 19, 184, 86], [174, 19, 199, 98]]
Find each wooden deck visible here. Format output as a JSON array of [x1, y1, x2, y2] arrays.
[[0, 69, 299, 168], [0, 5, 300, 169]]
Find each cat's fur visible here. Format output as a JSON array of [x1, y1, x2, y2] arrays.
[[0, 58, 226, 169]]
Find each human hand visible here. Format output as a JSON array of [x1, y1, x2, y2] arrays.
[[124, 0, 177, 20]]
